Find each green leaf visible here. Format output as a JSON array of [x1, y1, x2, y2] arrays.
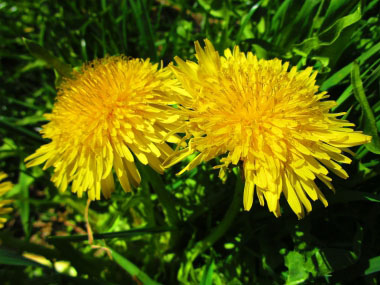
[[200, 259, 215, 285], [321, 0, 359, 29], [0, 138, 17, 160], [23, 38, 72, 78], [351, 61, 380, 154], [176, 20, 193, 39], [284, 251, 309, 284], [197, 0, 227, 18], [110, 247, 161, 285], [0, 248, 47, 267], [364, 256, 380, 275]]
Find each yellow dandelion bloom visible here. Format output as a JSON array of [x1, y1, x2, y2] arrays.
[[165, 39, 371, 218], [25, 56, 182, 200], [0, 172, 13, 228]]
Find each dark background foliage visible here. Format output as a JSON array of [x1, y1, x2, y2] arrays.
[[1, 0, 380, 284]]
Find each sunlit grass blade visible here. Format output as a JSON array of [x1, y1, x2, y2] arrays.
[[110, 247, 162, 285], [351, 61, 380, 154], [0, 248, 47, 268], [200, 259, 215, 285]]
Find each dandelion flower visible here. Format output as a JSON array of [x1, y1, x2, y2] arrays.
[[0, 172, 13, 228], [165, 40, 371, 218], [25, 56, 182, 200]]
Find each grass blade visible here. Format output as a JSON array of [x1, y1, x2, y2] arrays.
[[110, 247, 161, 285], [47, 226, 173, 242], [293, 6, 361, 55], [23, 38, 72, 78], [351, 61, 380, 154], [0, 118, 46, 143], [200, 259, 215, 285], [321, 42, 380, 90], [234, 3, 260, 44], [12, 162, 34, 237], [128, 0, 157, 60], [0, 248, 47, 267]]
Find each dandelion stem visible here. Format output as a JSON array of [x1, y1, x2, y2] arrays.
[[85, 199, 94, 245], [180, 171, 243, 282]]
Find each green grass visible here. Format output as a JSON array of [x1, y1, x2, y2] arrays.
[[1, 0, 380, 283]]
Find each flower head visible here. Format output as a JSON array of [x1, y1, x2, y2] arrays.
[[26, 56, 182, 200], [0, 172, 13, 228], [165, 39, 371, 218]]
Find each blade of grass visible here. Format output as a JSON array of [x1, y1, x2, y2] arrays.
[[333, 59, 380, 110], [200, 259, 215, 285], [321, 0, 359, 30], [47, 226, 174, 242], [293, 6, 361, 55], [23, 38, 72, 78], [110, 247, 161, 285], [280, 0, 322, 48], [351, 61, 380, 154], [6, 97, 40, 111], [271, 0, 292, 35], [100, 0, 108, 55], [234, 2, 260, 44], [321, 42, 380, 90], [13, 162, 33, 237], [328, 190, 380, 204], [0, 118, 46, 143], [0, 231, 58, 260], [121, 0, 128, 53], [80, 39, 88, 61], [128, 0, 157, 60], [0, 248, 48, 268]]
